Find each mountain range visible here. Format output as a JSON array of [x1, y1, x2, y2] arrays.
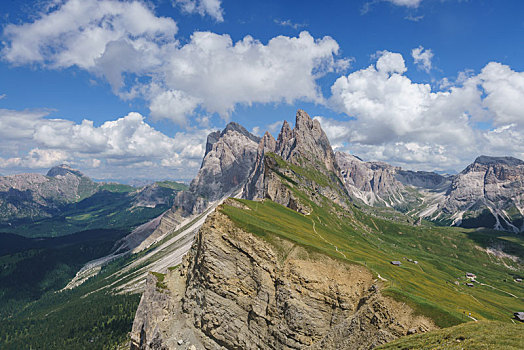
[[0, 110, 522, 349], [128, 110, 523, 349]]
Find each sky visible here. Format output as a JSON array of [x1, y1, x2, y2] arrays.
[[1, 0, 524, 181]]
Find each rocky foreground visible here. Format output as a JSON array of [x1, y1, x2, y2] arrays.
[[130, 202, 435, 350]]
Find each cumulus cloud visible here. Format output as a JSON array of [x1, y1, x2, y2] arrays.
[[2, 1, 347, 126], [0, 108, 210, 179], [411, 46, 434, 72], [327, 51, 524, 171], [173, 0, 224, 22], [2, 0, 177, 70]]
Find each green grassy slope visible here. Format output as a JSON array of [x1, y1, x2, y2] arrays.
[[377, 321, 524, 349], [220, 155, 524, 329]]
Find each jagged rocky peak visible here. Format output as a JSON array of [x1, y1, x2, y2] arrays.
[[243, 109, 348, 213], [46, 164, 85, 178], [205, 122, 260, 155], [278, 109, 338, 173]]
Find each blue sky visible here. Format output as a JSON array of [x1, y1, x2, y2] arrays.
[[1, 0, 524, 181]]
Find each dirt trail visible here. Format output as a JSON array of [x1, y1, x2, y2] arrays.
[[311, 218, 347, 259], [478, 282, 518, 298]]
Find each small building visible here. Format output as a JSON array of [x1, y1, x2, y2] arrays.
[[391, 261, 402, 266], [413, 261, 418, 264], [515, 278, 522, 283], [466, 272, 476, 279], [407, 258, 413, 262], [466, 283, 474, 287], [514, 312, 524, 322]]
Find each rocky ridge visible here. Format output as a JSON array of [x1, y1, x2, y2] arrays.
[[133, 122, 261, 253], [130, 204, 435, 350], [436, 156, 524, 232], [335, 153, 524, 232]]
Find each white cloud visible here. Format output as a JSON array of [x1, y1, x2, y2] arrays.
[[2, 1, 347, 126], [274, 19, 306, 30], [0, 148, 69, 169], [173, 0, 224, 22], [2, 0, 177, 70], [251, 126, 261, 136], [0, 94, 6, 100], [327, 51, 524, 171], [477, 62, 524, 127], [411, 46, 434, 72], [0, 108, 210, 179], [267, 120, 284, 134], [386, 0, 422, 7]]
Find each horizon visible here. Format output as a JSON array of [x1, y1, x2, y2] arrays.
[[1, 0, 524, 180]]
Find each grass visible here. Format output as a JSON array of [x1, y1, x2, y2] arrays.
[[155, 181, 188, 191], [376, 320, 524, 349], [151, 271, 167, 290], [219, 158, 524, 329]]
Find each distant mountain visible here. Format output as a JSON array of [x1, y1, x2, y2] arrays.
[[0, 165, 187, 237], [336, 153, 524, 232], [435, 155, 524, 232], [0, 165, 99, 222]]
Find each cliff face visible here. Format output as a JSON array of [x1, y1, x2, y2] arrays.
[[335, 152, 450, 209], [136, 123, 261, 252], [174, 122, 260, 217], [130, 202, 435, 350]]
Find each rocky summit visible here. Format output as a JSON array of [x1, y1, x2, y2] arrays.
[[436, 155, 524, 232]]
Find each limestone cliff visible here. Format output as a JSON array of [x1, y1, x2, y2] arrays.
[[130, 202, 435, 350], [135, 123, 261, 252], [335, 152, 450, 209], [438, 156, 524, 231]]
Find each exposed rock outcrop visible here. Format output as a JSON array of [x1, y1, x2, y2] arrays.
[[136, 123, 261, 252], [243, 110, 349, 213], [130, 205, 435, 350], [335, 152, 450, 209], [175, 122, 260, 217], [335, 152, 524, 232]]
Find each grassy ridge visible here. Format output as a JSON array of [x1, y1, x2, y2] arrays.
[[221, 193, 523, 328], [377, 321, 524, 349]]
